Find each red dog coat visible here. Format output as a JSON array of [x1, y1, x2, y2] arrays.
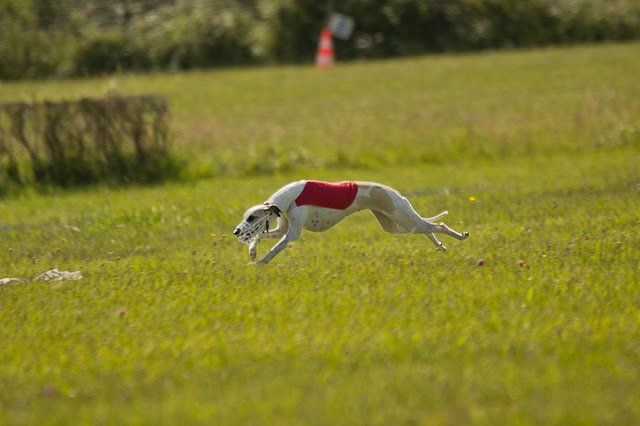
[[294, 180, 358, 210]]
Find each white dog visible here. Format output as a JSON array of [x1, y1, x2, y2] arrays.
[[233, 180, 469, 264]]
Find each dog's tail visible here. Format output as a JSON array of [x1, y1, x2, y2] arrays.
[[425, 210, 448, 222]]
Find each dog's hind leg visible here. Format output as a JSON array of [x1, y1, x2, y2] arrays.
[[372, 211, 407, 234], [380, 190, 435, 234], [373, 210, 446, 250], [428, 221, 469, 241], [424, 212, 451, 250], [380, 190, 467, 249], [427, 233, 447, 251], [362, 185, 468, 249], [426, 210, 448, 222], [368, 194, 444, 249]]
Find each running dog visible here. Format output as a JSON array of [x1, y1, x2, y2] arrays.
[[233, 180, 469, 264]]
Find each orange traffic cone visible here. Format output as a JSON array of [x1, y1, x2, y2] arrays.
[[315, 28, 334, 69]]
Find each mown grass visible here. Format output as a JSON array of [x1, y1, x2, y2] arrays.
[[2, 42, 639, 176], [1, 42, 639, 424]]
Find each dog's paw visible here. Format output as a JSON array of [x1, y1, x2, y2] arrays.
[[461, 232, 470, 239], [439, 243, 447, 252]]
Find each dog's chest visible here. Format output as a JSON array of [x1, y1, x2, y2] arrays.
[[303, 207, 350, 232]]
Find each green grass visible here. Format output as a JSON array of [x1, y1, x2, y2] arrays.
[[1, 42, 640, 424], [2, 42, 639, 176]]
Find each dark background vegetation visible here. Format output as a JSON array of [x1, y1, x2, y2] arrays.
[[1, 0, 640, 80], [0, 96, 183, 191]]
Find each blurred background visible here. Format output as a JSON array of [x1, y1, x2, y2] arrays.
[[2, 0, 640, 80]]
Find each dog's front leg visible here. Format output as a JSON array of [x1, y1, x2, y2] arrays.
[[263, 216, 289, 239], [248, 239, 259, 261], [255, 222, 301, 265]]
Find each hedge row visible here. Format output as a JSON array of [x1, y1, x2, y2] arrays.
[[1, 0, 640, 79], [0, 95, 182, 189]]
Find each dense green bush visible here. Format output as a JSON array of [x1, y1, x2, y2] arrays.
[[1, 0, 640, 79], [74, 33, 148, 76], [130, 3, 255, 70], [0, 96, 183, 188], [267, 0, 640, 61]]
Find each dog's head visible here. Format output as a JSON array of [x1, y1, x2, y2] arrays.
[[233, 203, 282, 245]]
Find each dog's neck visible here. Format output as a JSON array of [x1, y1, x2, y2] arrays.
[[265, 180, 306, 213]]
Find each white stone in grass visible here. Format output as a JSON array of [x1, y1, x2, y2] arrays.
[[36, 269, 83, 282], [0, 277, 24, 285]]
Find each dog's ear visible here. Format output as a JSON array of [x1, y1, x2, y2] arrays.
[[263, 203, 281, 217]]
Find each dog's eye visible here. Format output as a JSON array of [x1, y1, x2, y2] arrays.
[[247, 215, 255, 222]]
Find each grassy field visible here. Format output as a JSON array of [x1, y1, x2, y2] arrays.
[[1, 42, 639, 424], [2, 42, 639, 177]]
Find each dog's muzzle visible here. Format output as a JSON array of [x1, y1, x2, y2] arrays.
[[234, 216, 269, 245]]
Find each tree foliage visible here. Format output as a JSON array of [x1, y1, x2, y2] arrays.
[[1, 0, 640, 79]]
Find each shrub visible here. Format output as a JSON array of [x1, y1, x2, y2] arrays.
[[74, 33, 151, 76], [0, 95, 183, 188]]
